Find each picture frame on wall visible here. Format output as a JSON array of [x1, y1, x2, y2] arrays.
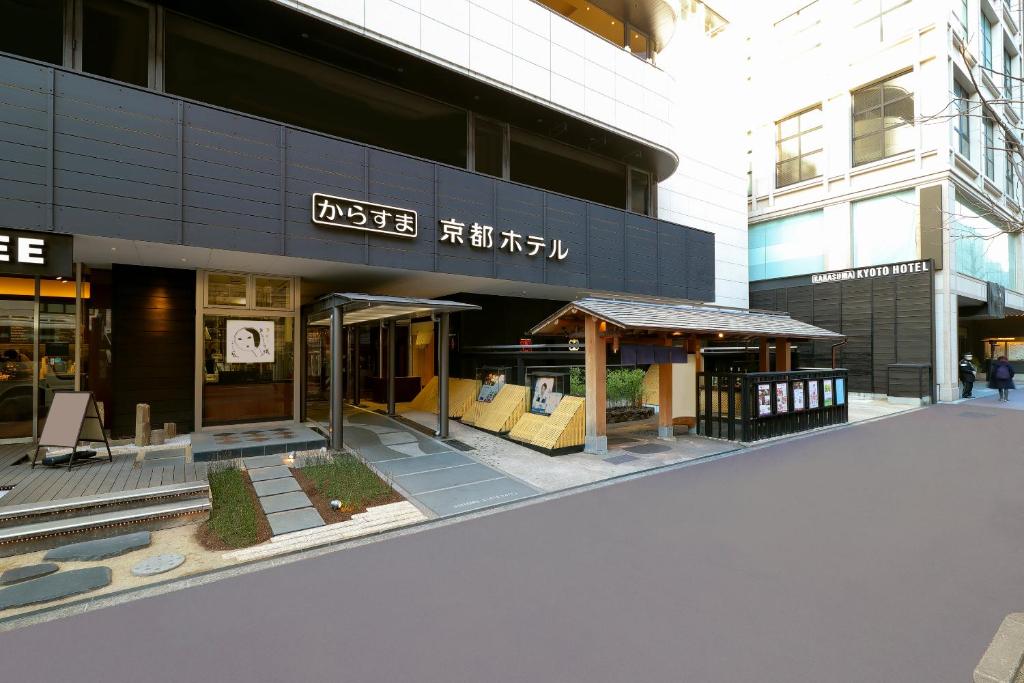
[[808, 380, 820, 409], [836, 378, 846, 406], [823, 379, 834, 407], [757, 383, 772, 417], [792, 380, 805, 411], [774, 382, 789, 413]]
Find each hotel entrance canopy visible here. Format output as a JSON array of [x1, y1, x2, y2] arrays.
[[528, 297, 844, 453], [529, 297, 845, 341], [304, 293, 480, 450]]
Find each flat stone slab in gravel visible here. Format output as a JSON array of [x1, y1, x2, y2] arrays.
[[259, 491, 313, 515], [267, 507, 324, 536], [131, 553, 185, 577], [243, 453, 287, 469], [43, 531, 151, 562], [247, 465, 292, 482], [0, 562, 59, 586], [252, 476, 301, 497], [0, 567, 111, 610]]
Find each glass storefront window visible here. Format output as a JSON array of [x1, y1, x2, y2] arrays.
[[748, 210, 826, 281], [851, 190, 917, 267], [954, 195, 1021, 290], [207, 273, 247, 307], [254, 276, 291, 309], [37, 297, 76, 433], [0, 296, 35, 439], [202, 314, 294, 425]]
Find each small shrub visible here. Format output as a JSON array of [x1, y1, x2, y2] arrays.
[[606, 368, 646, 408], [569, 366, 586, 397]]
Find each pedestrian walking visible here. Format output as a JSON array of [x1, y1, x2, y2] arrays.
[[988, 355, 1016, 402], [959, 353, 977, 398]]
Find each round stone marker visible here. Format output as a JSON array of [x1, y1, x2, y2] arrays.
[[131, 553, 185, 577]]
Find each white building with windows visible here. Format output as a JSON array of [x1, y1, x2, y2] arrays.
[[743, 0, 1024, 402]]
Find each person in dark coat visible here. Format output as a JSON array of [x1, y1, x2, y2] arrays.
[[988, 355, 1016, 402], [959, 353, 977, 398]]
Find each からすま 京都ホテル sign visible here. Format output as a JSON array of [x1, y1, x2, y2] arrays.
[[810, 260, 931, 284]]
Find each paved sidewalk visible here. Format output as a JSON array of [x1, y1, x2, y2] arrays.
[[242, 454, 324, 536], [343, 407, 538, 517]]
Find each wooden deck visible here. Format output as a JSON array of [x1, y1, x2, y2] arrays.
[[0, 443, 210, 509]]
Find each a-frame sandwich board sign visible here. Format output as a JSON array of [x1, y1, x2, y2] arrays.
[[30, 391, 113, 470]]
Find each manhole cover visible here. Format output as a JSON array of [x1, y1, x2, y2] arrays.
[[626, 443, 673, 455]]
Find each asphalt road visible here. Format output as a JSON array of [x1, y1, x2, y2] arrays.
[[3, 396, 1024, 682]]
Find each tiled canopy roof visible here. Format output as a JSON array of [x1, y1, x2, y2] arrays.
[[530, 297, 844, 340]]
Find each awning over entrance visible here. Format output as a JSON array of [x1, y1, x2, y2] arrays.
[[306, 293, 480, 325], [527, 297, 844, 453], [529, 297, 844, 340], [304, 293, 480, 451]]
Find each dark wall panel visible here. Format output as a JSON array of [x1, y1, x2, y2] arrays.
[[0, 55, 716, 302], [753, 270, 933, 395], [111, 265, 196, 437]]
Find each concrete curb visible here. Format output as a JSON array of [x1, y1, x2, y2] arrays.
[[975, 613, 1024, 683]]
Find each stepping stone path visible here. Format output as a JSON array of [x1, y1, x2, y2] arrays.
[[243, 454, 324, 536], [43, 531, 151, 562], [131, 553, 185, 577], [0, 567, 111, 611], [0, 562, 59, 586]]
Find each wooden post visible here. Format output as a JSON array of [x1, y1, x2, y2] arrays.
[[759, 338, 770, 372], [775, 338, 791, 372], [658, 336, 674, 440], [693, 336, 704, 373], [584, 315, 607, 454]]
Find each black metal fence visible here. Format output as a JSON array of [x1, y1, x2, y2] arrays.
[[697, 369, 850, 442]]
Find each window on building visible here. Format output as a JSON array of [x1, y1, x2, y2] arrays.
[[851, 190, 918, 267], [472, 116, 507, 179], [0, 0, 64, 65], [1007, 148, 1018, 199], [535, 0, 653, 60], [852, 71, 915, 165], [961, 0, 969, 33], [629, 168, 652, 215], [82, 0, 151, 87], [982, 13, 993, 70], [954, 194, 1020, 289], [1005, 50, 1016, 100], [748, 210, 826, 281], [984, 114, 996, 178], [954, 81, 971, 159], [852, 0, 914, 42], [776, 107, 823, 187], [628, 29, 651, 60], [774, 2, 823, 61]]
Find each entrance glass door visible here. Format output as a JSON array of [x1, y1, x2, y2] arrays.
[[304, 316, 330, 432], [0, 297, 35, 439]]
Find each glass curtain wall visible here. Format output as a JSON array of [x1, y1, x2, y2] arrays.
[[748, 210, 826, 281], [954, 196, 1021, 290]]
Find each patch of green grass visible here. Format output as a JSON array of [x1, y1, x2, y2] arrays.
[[300, 453, 393, 511], [204, 467, 262, 548]]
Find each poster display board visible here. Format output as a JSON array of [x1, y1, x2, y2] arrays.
[[774, 382, 789, 413], [530, 376, 563, 415], [836, 378, 846, 406], [226, 320, 275, 363], [808, 381, 820, 409], [757, 383, 772, 417], [477, 369, 507, 403], [823, 379, 834, 407], [792, 380, 805, 411]]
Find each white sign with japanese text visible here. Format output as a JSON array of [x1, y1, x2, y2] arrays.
[[311, 193, 418, 238], [439, 218, 569, 261]]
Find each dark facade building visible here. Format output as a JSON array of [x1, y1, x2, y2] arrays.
[[0, 0, 730, 441]]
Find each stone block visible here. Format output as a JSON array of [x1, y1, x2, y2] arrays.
[[266, 507, 324, 536], [0, 567, 111, 610], [150, 429, 165, 446], [0, 562, 59, 586], [259, 491, 313, 515], [247, 465, 292, 482], [131, 553, 185, 577], [975, 613, 1024, 683], [43, 531, 151, 562], [252, 477, 301, 497], [163, 422, 177, 438]]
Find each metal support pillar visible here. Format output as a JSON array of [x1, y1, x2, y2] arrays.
[[386, 319, 397, 416], [437, 313, 450, 438], [353, 326, 361, 407], [330, 306, 344, 451]]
